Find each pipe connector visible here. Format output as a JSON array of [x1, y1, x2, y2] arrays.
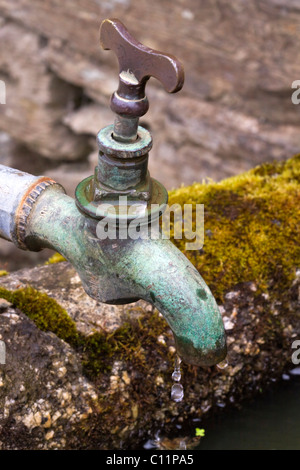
[[0, 165, 64, 250]]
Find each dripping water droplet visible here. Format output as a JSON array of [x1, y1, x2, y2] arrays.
[[172, 370, 181, 381], [171, 383, 184, 402], [216, 358, 228, 370], [172, 354, 182, 381], [171, 355, 184, 402]]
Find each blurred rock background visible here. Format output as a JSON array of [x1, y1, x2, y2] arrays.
[[0, 0, 299, 270]]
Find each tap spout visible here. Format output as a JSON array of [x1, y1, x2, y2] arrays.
[[24, 184, 226, 367], [111, 237, 227, 367], [0, 166, 226, 367]]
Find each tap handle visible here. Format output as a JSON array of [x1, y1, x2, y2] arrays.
[[100, 18, 184, 141]]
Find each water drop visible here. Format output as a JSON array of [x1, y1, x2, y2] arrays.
[[217, 358, 228, 370], [172, 369, 181, 382], [171, 355, 184, 402], [172, 355, 182, 380], [171, 383, 184, 402], [172, 355, 182, 381]]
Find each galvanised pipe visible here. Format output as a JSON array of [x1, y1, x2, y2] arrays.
[[0, 165, 61, 249]]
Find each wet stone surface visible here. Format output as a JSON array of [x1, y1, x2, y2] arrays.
[[0, 299, 97, 449], [0, 262, 152, 336], [0, 262, 299, 449]]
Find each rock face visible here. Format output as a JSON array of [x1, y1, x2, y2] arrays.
[[0, 301, 98, 450], [0, 265, 299, 450], [0, 0, 300, 188], [0, 155, 299, 450], [1, 0, 300, 271]]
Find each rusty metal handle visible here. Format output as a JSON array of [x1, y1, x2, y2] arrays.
[[100, 18, 184, 142]]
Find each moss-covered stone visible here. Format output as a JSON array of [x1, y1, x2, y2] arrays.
[[168, 154, 300, 301], [0, 285, 170, 379], [0, 286, 79, 346], [82, 309, 170, 377], [45, 253, 66, 265]]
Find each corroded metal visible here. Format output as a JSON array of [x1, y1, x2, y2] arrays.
[[0, 168, 226, 365], [96, 154, 149, 193], [75, 122, 162, 220], [97, 124, 153, 159], [27, 188, 227, 367], [75, 173, 167, 222]]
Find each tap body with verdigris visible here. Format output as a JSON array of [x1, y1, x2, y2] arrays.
[[0, 19, 226, 367]]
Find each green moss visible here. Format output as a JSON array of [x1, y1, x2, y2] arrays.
[[0, 286, 79, 346], [0, 285, 169, 378], [168, 154, 300, 302], [45, 253, 66, 265], [0, 270, 8, 277], [82, 309, 169, 377]]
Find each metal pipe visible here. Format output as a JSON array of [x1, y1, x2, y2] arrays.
[[0, 165, 61, 249], [27, 185, 227, 367], [0, 164, 227, 366]]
